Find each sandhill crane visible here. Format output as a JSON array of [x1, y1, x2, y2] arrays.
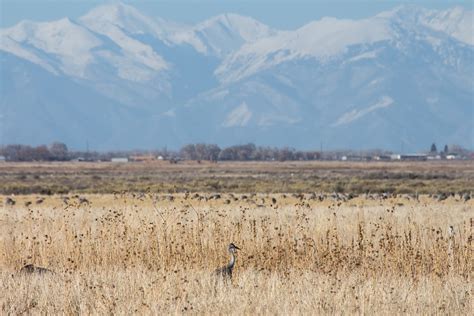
[[78, 197, 90, 205], [20, 264, 54, 275], [437, 193, 448, 202], [5, 197, 15, 206], [214, 243, 241, 280]]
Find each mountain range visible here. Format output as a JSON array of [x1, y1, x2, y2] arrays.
[[1, 3, 473, 151]]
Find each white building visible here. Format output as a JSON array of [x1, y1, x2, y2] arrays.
[[111, 157, 129, 163]]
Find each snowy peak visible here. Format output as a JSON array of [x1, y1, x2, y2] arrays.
[[0, 18, 102, 76], [78, 3, 169, 74], [170, 13, 277, 57], [78, 4, 275, 57], [377, 5, 473, 45], [216, 16, 393, 82], [79, 2, 167, 37], [2, 17, 100, 53], [196, 13, 275, 43], [80, 2, 142, 23]]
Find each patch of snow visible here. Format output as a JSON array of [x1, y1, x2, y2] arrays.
[[162, 109, 176, 117], [95, 50, 157, 82], [427, 97, 439, 104], [79, 3, 173, 40], [334, 96, 394, 126], [273, 74, 295, 88], [368, 78, 382, 86], [222, 102, 252, 127], [209, 89, 230, 100], [346, 50, 380, 63], [258, 115, 300, 126]]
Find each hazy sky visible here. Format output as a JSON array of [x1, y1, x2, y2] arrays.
[[1, 0, 472, 29]]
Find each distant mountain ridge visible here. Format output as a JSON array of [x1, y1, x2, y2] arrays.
[[0, 3, 472, 150]]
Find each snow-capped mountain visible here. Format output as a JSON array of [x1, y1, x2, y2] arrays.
[[0, 3, 472, 150], [216, 6, 473, 83], [215, 16, 394, 83]]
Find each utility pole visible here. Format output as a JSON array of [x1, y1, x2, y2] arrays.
[[320, 141, 323, 160], [86, 140, 90, 160]]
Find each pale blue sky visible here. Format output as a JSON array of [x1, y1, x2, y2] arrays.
[[1, 0, 472, 29]]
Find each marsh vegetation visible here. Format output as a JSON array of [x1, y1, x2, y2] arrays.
[[1, 191, 472, 314]]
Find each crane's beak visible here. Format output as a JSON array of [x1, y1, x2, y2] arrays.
[[234, 245, 241, 251]]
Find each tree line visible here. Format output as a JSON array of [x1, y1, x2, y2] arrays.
[[0, 142, 321, 162], [0, 142, 470, 162], [0, 143, 69, 161], [179, 143, 321, 161]]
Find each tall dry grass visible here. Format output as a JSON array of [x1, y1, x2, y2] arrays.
[[1, 193, 472, 314]]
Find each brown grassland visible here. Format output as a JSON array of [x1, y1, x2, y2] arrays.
[[0, 161, 473, 314], [1, 160, 473, 194]]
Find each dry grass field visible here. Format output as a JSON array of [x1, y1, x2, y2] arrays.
[[1, 160, 473, 194], [1, 190, 472, 314]]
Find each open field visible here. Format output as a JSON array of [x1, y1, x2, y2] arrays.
[[0, 160, 473, 194], [1, 193, 472, 314]]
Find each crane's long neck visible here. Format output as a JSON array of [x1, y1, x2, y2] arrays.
[[227, 251, 236, 269]]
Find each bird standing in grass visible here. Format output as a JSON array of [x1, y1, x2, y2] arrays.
[[214, 243, 241, 280]]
